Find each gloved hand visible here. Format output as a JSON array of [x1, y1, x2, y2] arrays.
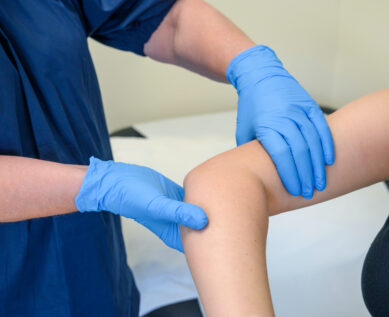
[[226, 45, 335, 199], [75, 157, 208, 252]]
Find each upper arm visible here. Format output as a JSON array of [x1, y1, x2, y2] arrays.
[[78, 0, 176, 56], [143, 0, 179, 63], [184, 89, 389, 216]]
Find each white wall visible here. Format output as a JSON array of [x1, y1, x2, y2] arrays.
[[89, 0, 388, 133]]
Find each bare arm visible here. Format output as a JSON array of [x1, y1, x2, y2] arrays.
[[182, 89, 389, 316], [0, 156, 87, 222], [144, 0, 255, 82]]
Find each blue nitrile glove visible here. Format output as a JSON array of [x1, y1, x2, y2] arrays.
[[226, 45, 335, 199], [75, 157, 208, 252]]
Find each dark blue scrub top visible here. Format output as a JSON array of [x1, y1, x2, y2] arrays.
[[0, 1, 175, 316]]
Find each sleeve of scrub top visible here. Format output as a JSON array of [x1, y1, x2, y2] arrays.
[[79, 0, 176, 56]]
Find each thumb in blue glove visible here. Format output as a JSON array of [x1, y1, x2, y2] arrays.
[[75, 157, 208, 252], [226, 45, 335, 199]]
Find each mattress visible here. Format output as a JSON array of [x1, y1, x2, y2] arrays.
[[110, 110, 389, 316]]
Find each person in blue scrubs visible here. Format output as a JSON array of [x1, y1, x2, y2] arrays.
[[0, 1, 335, 316]]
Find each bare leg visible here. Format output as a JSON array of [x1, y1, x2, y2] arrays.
[[182, 89, 389, 316]]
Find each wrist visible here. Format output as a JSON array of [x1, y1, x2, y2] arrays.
[[75, 157, 113, 213], [226, 45, 288, 91]]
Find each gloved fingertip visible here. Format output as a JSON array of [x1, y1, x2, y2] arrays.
[[325, 156, 335, 166], [179, 206, 208, 230], [286, 184, 301, 197], [324, 149, 335, 165], [302, 192, 314, 200], [301, 185, 314, 199], [190, 213, 208, 230], [315, 181, 326, 192]]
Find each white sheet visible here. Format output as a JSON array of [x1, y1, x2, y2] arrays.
[[111, 111, 389, 316]]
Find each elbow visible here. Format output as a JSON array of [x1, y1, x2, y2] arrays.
[[183, 151, 268, 220], [183, 156, 236, 207]]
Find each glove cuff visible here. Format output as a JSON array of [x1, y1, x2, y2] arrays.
[[226, 45, 288, 91], [75, 156, 113, 213]]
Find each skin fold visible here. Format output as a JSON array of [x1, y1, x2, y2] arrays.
[[182, 89, 389, 317]]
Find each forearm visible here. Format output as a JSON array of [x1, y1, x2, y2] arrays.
[[0, 156, 87, 222], [183, 168, 274, 317], [182, 89, 389, 316], [144, 0, 255, 82]]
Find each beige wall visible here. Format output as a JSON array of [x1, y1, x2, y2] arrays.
[[89, 0, 389, 133], [330, 0, 389, 107]]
